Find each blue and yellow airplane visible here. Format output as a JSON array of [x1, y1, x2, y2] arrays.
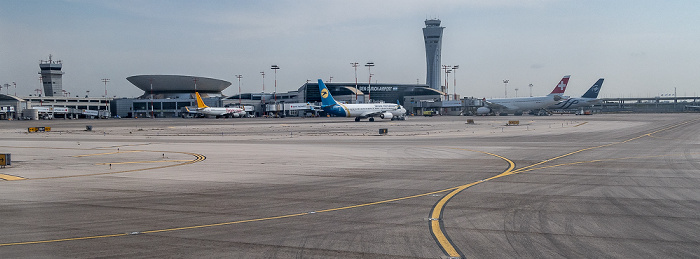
[[318, 79, 406, 122]]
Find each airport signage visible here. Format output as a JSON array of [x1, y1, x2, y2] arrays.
[[356, 86, 398, 92], [81, 110, 99, 116], [52, 107, 70, 113], [0, 153, 10, 167], [34, 107, 70, 113], [28, 127, 51, 133], [285, 103, 312, 110], [441, 100, 462, 107]]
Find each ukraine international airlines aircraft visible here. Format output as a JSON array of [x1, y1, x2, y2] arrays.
[[318, 79, 406, 122], [549, 78, 605, 110], [476, 75, 570, 116], [187, 92, 246, 118]]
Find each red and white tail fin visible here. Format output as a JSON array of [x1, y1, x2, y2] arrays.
[[549, 75, 570, 95]]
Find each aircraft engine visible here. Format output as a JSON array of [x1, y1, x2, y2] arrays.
[[380, 112, 394, 120], [476, 107, 492, 116]]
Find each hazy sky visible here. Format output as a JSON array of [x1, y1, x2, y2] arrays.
[[2, 0, 699, 98]]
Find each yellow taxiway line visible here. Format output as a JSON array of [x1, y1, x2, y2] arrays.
[[0, 174, 26, 181], [96, 160, 191, 165], [1, 118, 697, 254], [73, 151, 143, 157], [427, 117, 700, 258]]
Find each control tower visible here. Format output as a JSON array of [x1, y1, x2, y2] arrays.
[[423, 19, 444, 91], [39, 55, 64, 97]]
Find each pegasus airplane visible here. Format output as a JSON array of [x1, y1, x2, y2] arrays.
[[188, 92, 246, 118], [318, 79, 406, 121], [477, 75, 570, 116], [549, 78, 605, 109]]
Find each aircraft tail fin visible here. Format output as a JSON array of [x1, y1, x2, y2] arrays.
[[549, 75, 570, 95], [581, 78, 604, 98], [318, 79, 338, 107], [195, 92, 209, 109]]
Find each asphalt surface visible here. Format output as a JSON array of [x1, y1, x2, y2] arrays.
[[0, 114, 698, 258]]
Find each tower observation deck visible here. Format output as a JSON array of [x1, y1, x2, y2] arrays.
[[39, 55, 64, 97], [423, 19, 444, 91]]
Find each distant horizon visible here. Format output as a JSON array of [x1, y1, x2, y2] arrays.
[[2, 1, 699, 99]]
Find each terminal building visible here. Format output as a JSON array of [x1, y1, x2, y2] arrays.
[[224, 81, 447, 117], [113, 75, 232, 118]]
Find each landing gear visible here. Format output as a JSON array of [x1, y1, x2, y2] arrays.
[[369, 117, 375, 122], [355, 117, 361, 122]]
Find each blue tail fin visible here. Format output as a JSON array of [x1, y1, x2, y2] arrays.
[[318, 79, 337, 107], [581, 78, 604, 98]]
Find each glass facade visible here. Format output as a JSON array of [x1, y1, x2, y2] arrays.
[[300, 82, 442, 105]]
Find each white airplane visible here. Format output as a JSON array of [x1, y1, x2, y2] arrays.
[[549, 78, 604, 109], [317, 79, 406, 122], [187, 92, 246, 118], [476, 75, 570, 116]]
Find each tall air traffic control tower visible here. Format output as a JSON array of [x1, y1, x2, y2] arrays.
[[39, 55, 64, 97], [423, 19, 444, 91]]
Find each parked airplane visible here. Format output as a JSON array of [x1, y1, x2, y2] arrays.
[[549, 78, 605, 109], [476, 75, 570, 116], [317, 79, 406, 121], [187, 92, 246, 118]]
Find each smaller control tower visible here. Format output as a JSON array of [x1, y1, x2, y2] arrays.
[[39, 55, 64, 97]]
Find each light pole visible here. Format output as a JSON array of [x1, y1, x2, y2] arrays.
[[452, 65, 459, 100], [351, 62, 359, 103], [515, 88, 519, 97], [38, 76, 43, 97], [271, 65, 279, 103], [192, 77, 198, 93], [365, 62, 374, 103], [442, 65, 450, 95], [445, 69, 451, 100], [101, 78, 110, 115], [13, 82, 16, 96], [260, 71, 265, 116], [235, 74, 242, 107], [149, 78, 154, 119], [503, 79, 509, 98], [529, 84, 533, 97], [86, 90, 90, 98]]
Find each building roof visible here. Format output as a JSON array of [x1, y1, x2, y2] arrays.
[[0, 94, 25, 102], [127, 75, 231, 93]]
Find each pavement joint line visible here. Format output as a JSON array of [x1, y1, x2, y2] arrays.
[[1, 118, 697, 250], [0, 183, 458, 247], [428, 117, 700, 258], [73, 151, 143, 157], [0, 146, 205, 180], [96, 160, 192, 165]]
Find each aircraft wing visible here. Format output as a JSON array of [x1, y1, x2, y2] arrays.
[[359, 111, 384, 118], [484, 100, 518, 111]]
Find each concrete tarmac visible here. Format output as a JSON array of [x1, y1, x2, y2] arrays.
[[0, 114, 698, 258]]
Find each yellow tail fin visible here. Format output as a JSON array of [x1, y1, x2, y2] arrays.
[[195, 92, 209, 108]]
